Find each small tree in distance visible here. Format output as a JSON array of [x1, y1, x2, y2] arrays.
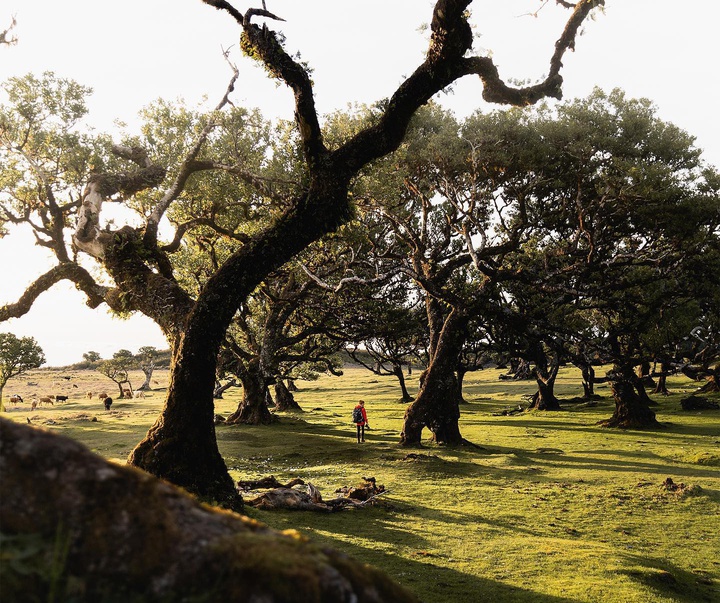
[[137, 346, 158, 391], [82, 351, 102, 364], [96, 349, 136, 398], [0, 332, 45, 403]]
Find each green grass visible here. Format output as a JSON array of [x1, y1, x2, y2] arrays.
[[5, 366, 720, 602]]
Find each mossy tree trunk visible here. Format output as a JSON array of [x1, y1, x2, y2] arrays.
[[274, 379, 302, 411], [226, 360, 276, 425], [400, 303, 468, 446], [599, 364, 661, 429]]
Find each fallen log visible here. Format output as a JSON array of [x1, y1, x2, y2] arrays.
[[238, 475, 306, 491], [244, 477, 388, 512]]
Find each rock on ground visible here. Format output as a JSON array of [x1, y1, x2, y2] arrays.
[[0, 418, 419, 603]]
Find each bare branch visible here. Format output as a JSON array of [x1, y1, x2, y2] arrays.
[[244, 8, 285, 24], [0, 264, 108, 322], [299, 261, 399, 294], [238, 10, 324, 165], [160, 218, 251, 253], [201, 0, 244, 25], [0, 16, 17, 46]]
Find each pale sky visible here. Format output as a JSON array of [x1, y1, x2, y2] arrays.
[[1, 1, 718, 366]]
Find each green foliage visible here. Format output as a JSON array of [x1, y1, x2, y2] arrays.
[[82, 351, 102, 364], [0, 332, 45, 392], [0, 73, 109, 220]]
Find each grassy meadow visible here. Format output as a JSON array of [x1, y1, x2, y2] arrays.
[[3, 365, 720, 603]]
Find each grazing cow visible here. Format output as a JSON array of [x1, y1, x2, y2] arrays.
[[55, 395, 69, 403], [133, 390, 145, 399], [98, 393, 108, 400], [122, 389, 133, 399], [103, 397, 113, 410], [39, 396, 54, 406], [9, 394, 23, 406], [86, 392, 94, 399], [31, 400, 37, 411]]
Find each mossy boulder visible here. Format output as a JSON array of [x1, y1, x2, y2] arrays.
[[0, 418, 419, 602]]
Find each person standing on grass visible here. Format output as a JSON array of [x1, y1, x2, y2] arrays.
[[353, 399, 369, 443]]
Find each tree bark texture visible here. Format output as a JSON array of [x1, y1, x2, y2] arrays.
[[226, 360, 276, 425], [274, 380, 303, 411], [528, 347, 561, 411], [400, 307, 468, 446], [599, 366, 661, 429]]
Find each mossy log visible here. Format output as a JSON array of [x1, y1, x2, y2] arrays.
[[0, 418, 419, 603]]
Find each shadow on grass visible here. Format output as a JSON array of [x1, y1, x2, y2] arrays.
[[617, 553, 719, 603], [519, 451, 720, 480], [251, 508, 582, 603], [217, 413, 720, 488]]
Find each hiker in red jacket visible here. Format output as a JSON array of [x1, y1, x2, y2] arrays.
[[353, 399, 369, 443]]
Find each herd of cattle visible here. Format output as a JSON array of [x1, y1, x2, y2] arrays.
[[5, 386, 149, 412]]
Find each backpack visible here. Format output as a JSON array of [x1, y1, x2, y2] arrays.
[[352, 407, 363, 423]]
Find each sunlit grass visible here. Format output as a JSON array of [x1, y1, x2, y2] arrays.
[[5, 365, 720, 602]]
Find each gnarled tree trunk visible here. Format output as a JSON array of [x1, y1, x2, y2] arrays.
[[528, 345, 561, 411], [529, 374, 561, 410], [226, 360, 276, 425], [274, 379, 303, 411], [128, 330, 242, 510], [138, 362, 155, 391], [652, 361, 672, 395], [400, 304, 468, 446], [696, 365, 720, 393], [599, 365, 661, 429]]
